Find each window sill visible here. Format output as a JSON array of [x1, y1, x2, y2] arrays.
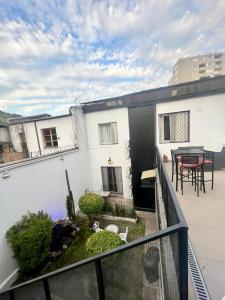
[[99, 143, 119, 145], [159, 140, 190, 144]]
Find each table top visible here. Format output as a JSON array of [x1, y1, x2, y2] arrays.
[[173, 149, 205, 155], [106, 224, 119, 233]]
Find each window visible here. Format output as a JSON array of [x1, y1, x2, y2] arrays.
[[42, 127, 58, 148], [98, 122, 118, 145], [199, 63, 206, 68], [101, 167, 123, 194], [159, 111, 189, 143]]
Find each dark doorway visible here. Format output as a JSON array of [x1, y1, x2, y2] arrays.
[[128, 105, 156, 211]]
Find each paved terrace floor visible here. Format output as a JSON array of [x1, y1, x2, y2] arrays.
[[165, 162, 225, 300]]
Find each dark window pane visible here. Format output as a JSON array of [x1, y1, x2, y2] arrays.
[[52, 134, 57, 140], [53, 141, 58, 147], [46, 141, 52, 147], [164, 116, 170, 140], [43, 129, 50, 135], [45, 135, 51, 141], [51, 128, 57, 134]]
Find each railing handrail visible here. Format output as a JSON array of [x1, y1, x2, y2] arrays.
[[0, 223, 184, 295], [0, 144, 78, 171], [156, 148, 188, 228]]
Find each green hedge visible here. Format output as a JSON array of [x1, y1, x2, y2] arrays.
[[79, 193, 104, 221], [6, 211, 53, 273], [86, 230, 123, 256]]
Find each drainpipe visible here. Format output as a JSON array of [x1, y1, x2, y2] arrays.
[[34, 121, 42, 155]]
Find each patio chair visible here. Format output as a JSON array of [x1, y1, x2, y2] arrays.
[[171, 149, 182, 182], [179, 154, 205, 196], [119, 227, 128, 243], [171, 150, 176, 182], [203, 150, 214, 190], [92, 221, 102, 233]]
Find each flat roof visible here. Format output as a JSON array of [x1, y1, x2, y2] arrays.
[[81, 75, 225, 113], [9, 114, 51, 124], [9, 113, 71, 125]]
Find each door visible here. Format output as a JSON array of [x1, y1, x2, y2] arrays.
[[128, 105, 156, 211], [101, 167, 123, 194]]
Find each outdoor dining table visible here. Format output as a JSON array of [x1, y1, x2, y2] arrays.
[[173, 148, 205, 191], [106, 224, 119, 233]]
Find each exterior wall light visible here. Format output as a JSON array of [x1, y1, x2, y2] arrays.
[[108, 157, 112, 165]]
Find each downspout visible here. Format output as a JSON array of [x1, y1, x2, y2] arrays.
[[34, 121, 42, 155]]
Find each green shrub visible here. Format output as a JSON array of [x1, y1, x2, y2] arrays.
[[86, 230, 123, 256], [6, 211, 53, 273], [103, 201, 137, 219], [79, 193, 104, 222], [103, 201, 114, 214]]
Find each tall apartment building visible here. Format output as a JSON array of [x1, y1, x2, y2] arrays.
[[169, 52, 225, 85]]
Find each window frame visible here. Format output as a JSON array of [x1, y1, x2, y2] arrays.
[[41, 127, 58, 148], [159, 110, 190, 144], [98, 122, 118, 145]]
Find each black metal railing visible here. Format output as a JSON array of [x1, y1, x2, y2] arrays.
[[0, 148, 188, 300], [156, 149, 188, 300]]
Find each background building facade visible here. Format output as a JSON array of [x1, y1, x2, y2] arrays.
[[169, 52, 225, 85]]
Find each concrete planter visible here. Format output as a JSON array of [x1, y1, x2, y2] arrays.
[[100, 214, 137, 223]]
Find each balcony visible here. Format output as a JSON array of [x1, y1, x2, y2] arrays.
[[163, 157, 225, 300], [0, 150, 188, 300]]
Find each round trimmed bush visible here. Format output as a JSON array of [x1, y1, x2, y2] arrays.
[[79, 193, 104, 221], [6, 211, 53, 273], [86, 230, 123, 256]]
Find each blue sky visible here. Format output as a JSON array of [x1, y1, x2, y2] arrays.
[[0, 0, 225, 116]]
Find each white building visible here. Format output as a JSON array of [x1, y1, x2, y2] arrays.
[[81, 75, 225, 211], [83, 107, 132, 199], [0, 123, 11, 162], [9, 113, 78, 157], [1, 75, 225, 290]]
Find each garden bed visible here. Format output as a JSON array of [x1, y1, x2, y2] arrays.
[[46, 214, 145, 273]]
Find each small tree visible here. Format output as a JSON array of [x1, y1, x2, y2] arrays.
[[66, 191, 75, 220], [86, 230, 123, 256], [6, 211, 53, 273], [79, 193, 104, 222]]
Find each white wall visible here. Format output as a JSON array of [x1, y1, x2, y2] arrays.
[[85, 108, 132, 199], [0, 127, 10, 143], [156, 94, 225, 158], [9, 124, 23, 152], [0, 148, 90, 289]]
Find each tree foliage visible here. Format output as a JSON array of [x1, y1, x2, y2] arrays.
[[86, 230, 123, 256], [79, 193, 104, 221], [6, 211, 53, 273]]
